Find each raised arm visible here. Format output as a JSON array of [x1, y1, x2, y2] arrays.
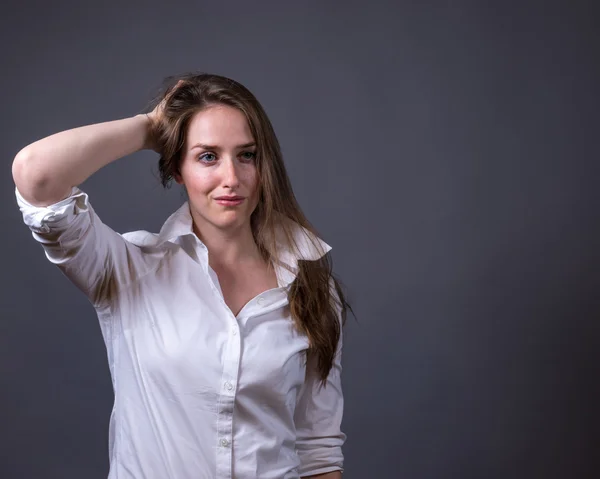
[[12, 113, 153, 206], [11, 90, 174, 307]]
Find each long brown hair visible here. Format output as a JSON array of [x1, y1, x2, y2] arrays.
[[146, 72, 351, 386]]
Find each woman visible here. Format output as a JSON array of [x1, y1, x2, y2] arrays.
[[12, 73, 349, 479]]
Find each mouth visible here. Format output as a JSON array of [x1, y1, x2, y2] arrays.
[[214, 196, 245, 206]]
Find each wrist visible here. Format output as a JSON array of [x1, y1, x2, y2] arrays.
[[134, 113, 156, 152]]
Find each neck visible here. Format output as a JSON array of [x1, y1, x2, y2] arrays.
[[192, 217, 262, 268]]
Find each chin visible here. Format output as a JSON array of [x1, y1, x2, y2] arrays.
[[211, 212, 250, 230]]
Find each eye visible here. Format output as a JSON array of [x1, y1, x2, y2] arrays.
[[240, 151, 256, 162], [198, 152, 217, 163]]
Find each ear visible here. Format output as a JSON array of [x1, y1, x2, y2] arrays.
[[173, 170, 184, 185]]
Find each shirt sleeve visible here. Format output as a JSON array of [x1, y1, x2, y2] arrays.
[[294, 308, 346, 477], [15, 185, 139, 308]]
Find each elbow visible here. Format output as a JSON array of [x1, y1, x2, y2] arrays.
[[13, 147, 43, 188], [12, 147, 32, 184], [12, 148, 70, 206]]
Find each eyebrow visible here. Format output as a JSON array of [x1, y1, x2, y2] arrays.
[[189, 142, 256, 151]]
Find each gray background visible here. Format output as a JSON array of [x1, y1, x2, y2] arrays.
[[1, 1, 598, 478]]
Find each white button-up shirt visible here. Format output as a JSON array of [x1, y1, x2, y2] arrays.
[[16, 186, 346, 479]]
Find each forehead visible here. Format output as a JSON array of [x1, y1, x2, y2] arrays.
[[186, 105, 253, 147]]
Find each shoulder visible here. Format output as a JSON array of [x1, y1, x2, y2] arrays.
[[121, 229, 162, 248]]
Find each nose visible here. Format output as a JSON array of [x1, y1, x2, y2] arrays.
[[221, 157, 241, 189]]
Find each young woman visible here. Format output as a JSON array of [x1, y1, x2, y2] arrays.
[[12, 73, 349, 479]]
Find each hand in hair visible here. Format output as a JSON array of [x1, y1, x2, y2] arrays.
[[144, 79, 186, 152]]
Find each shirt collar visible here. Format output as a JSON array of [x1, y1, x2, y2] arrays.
[[156, 201, 332, 273]]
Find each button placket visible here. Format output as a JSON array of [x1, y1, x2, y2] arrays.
[[215, 306, 242, 478]]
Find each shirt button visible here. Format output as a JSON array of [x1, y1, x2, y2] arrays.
[[257, 297, 266, 306], [225, 381, 234, 391], [220, 438, 230, 447], [232, 329, 237, 336]]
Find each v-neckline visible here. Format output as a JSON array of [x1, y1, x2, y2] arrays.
[[207, 264, 283, 319], [232, 286, 284, 319]]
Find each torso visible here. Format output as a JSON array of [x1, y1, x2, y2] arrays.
[[212, 259, 279, 317]]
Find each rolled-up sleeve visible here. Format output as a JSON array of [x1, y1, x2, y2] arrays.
[[15, 186, 136, 307], [294, 316, 346, 477]]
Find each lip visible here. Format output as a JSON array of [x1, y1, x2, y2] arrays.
[[215, 196, 245, 206]]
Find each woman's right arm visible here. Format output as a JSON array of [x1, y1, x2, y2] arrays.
[[12, 114, 153, 206], [12, 112, 161, 308]]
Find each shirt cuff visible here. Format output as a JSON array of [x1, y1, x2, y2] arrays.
[[15, 186, 89, 233]]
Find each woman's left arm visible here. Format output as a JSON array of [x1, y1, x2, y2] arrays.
[[305, 472, 343, 479], [295, 307, 346, 478]]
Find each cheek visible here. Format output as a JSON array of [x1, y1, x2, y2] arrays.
[[185, 170, 218, 195], [243, 168, 259, 194]]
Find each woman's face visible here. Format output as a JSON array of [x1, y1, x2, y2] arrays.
[[175, 105, 260, 234]]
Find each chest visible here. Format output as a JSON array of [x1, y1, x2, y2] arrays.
[[114, 258, 309, 406], [213, 262, 280, 318]]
